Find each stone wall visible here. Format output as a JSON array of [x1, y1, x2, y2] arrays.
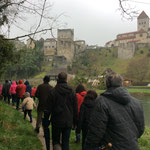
[[118, 43, 135, 59]]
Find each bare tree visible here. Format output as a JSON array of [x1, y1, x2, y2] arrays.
[[118, 0, 139, 20], [0, 0, 64, 40]]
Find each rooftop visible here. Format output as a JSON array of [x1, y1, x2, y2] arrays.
[[138, 11, 149, 19]]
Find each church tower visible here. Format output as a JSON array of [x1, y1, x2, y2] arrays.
[[137, 11, 149, 31]]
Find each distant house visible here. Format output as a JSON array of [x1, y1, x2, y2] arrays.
[[105, 11, 150, 47], [74, 40, 86, 54], [44, 38, 57, 61]]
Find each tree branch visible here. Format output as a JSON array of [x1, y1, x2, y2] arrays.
[[32, 0, 47, 39], [118, 0, 139, 20], [3, 28, 52, 40]]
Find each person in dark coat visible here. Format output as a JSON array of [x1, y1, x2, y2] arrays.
[[84, 73, 145, 150], [44, 72, 78, 150], [35, 75, 52, 133], [2, 80, 11, 104], [24, 80, 32, 96], [77, 90, 97, 150]]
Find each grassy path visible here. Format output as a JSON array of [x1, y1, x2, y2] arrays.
[[20, 110, 47, 150], [11, 105, 52, 150]]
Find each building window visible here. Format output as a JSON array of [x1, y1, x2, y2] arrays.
[[140, 34, 143, 37]]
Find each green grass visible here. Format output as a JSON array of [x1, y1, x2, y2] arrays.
[[127, 88, 150, 94], [139, 127, 150, 150], [34, 72, 47, 79], [70, 130, 81, 150], [72, 46, 150, 78], [0, 101, 42, 150], [95, 87, 150, 95]]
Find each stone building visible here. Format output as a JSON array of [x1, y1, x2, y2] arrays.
[[43, 38, 57, 61], [57, 29, 75, 63], [137, 11, 149, 31], [105, 11, 150, 47], [26, 38, 35, 49], [74, 40, 87, 55]]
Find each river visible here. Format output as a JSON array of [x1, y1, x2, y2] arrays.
[[133, 94, 150, 127]]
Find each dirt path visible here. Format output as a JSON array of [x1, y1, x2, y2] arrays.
[[12, 106, 52, 150], [31, 117, 47, 150]]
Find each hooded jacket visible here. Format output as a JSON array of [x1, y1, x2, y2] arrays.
[[9, 81, 17, 95], [31, 87, 37, 97], [22, 97, 36, 110], [85, 87, 145, 150], [46, 80, 78, 128], [16, 80, 26, 98], [24, 81, 32, 96], [76, 91, 87, 119], [77, 97, 95, 133]]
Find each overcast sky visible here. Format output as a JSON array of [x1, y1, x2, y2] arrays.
[[9, 0, 150, 46]]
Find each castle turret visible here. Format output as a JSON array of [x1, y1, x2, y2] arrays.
[[57, 29, 75, 63], [137, 11, 149, 31]]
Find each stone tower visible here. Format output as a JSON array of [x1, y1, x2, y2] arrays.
[[137, 11, 149, 31], [57, 29, 75, 63]]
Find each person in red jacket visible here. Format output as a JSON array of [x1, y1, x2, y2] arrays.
[[75, 84, 87, 143], [31, 87, 37, 101], [16, 80, 26, 110], [9, 81, 17, 105]]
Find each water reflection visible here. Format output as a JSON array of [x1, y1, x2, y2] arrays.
[[133, 94, 150, 127]]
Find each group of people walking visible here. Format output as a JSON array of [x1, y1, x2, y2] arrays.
[[0, 71, 145, 150], [34, 72, 145, 150], [0, 79, 37, 123]]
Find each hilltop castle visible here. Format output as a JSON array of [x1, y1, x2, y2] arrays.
[[105, 11, 150, 47]]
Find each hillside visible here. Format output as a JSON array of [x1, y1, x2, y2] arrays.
[[72, 45, 150, 82], [0, 102, 42, 150]]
